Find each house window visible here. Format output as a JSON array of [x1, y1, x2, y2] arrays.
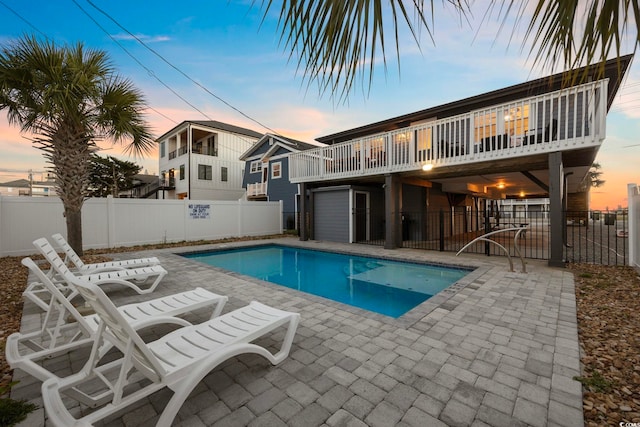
[[198, 164, 212, 180], [474, 111, 498, 141], [474, 105, 530, 146], [416, 128, 432, 162], [271, 162, 282, 179], [250, 160, 262, 173], [179, 164, 185, 180], [504, 104, 530, 141], [160, 141, 166, 157], [221, 167, 228, 182]]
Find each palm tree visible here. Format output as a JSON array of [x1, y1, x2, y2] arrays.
[[0, 35, 153, 255], [264, 0, 637, 100]]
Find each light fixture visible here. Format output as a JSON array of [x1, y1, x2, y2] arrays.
[[519, 191, 525, 197], [422, 163, 433, 171], [497, 183, 505, 189]]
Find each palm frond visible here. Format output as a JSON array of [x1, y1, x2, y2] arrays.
[[494, 0, 637, 84], [97, 77, 155, 156], [262, 0, 470, 101]]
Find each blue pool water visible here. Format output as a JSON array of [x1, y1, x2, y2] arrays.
[[183, 245, 471, 318]]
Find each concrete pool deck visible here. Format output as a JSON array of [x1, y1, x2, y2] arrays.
[[12, 238, 584, 427]]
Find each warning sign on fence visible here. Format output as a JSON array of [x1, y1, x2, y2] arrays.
[[188, 204, 211, 219]]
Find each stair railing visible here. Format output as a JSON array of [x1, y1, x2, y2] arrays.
[[456, 227, 528, 273]]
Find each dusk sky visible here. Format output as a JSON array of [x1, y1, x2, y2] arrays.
[[0, 1, 638, 210]]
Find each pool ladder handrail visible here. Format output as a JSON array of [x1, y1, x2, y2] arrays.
[[456, 227, 528, 273]]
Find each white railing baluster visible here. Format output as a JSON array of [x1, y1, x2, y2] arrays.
[[580, 87, 586, 139]]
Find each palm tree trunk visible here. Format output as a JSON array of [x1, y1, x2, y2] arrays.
[[65, 208, 84, 257], [49, 125, 92, 257]]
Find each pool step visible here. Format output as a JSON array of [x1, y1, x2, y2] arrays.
[[347, 264, 460, 296]]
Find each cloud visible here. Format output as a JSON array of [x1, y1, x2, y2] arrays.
[[0, 117, 50, 180], [111, 33, 171, 43]]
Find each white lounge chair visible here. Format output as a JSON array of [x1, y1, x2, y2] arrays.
[[7, 258, 228, 400], [41, 278, 300, 427], [33, 237, 167, 294], [51, 233, 160, 273]]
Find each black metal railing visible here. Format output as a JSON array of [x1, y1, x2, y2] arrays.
[[351, 208, 628, 266], [123, 178, 176, 199], [564, 210, 628, 265]]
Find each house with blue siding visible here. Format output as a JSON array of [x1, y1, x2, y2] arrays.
[[240, 133, 323, 229]]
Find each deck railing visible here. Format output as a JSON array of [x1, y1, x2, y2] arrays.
[[289, 79, 608, 182], [247, 182, 267, 197]]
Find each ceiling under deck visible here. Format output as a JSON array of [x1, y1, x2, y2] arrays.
[[310, 146, 599, 200]]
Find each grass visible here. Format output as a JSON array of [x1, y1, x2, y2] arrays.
[[0, 383, 38, 427], [574, 370, 616, 393]]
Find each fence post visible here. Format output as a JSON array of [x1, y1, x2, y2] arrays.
[[484, 209, 491, 256], [629, 183, 639, 269], [238, 200, 244, 237], [183, 199, 189, 242], [439, 209, 445, 251], [106, 195, 116, 248]]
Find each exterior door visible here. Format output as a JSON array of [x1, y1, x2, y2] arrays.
[[354, 191, 370, 242]]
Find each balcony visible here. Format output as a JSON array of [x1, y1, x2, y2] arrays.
[[289, 80, 607, 183], [247, 182, 267, 198], [160, 178, 175, 189], [167, 145, 217, 159], [192, 146, 218, 156]]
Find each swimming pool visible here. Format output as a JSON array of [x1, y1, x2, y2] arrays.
[[183, 245, 471, 318]]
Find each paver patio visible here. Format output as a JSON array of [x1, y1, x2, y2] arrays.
[[11, 238, 584, 427]]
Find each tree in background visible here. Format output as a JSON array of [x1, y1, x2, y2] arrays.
[[264, 0, 638, 100], [88, 155, 142, 198], [588, 162, 606, 189], [578, 162, 606, 192], [0, 35, 153, 255]]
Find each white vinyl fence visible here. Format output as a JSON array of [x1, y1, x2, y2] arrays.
[[629, 183, 640, 270], [0, 196, 282, 257]]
